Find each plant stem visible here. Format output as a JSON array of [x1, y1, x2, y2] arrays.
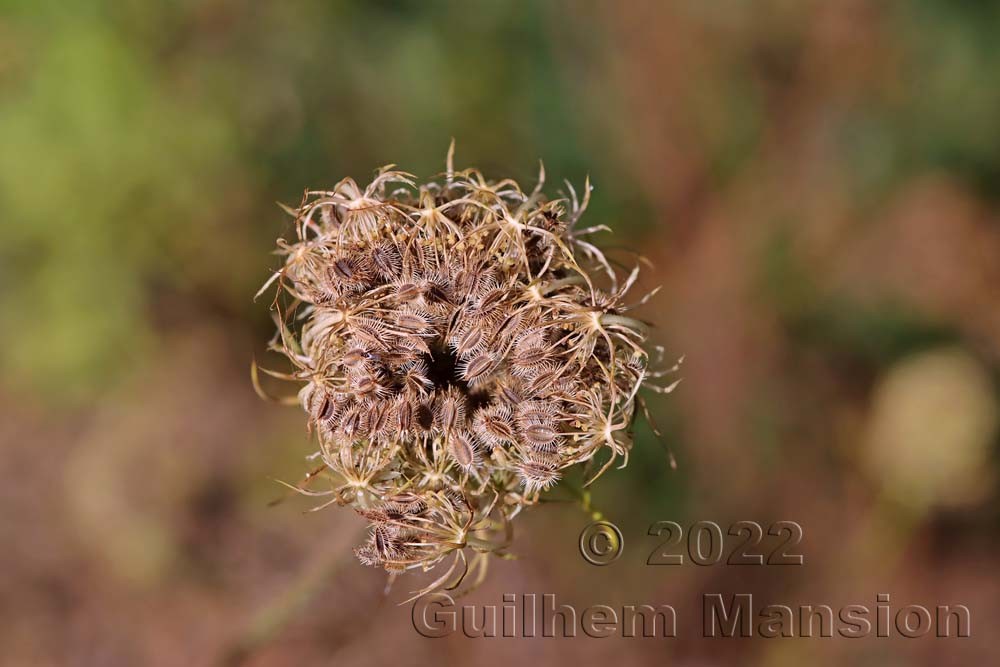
[[600, 313, 650, 336]]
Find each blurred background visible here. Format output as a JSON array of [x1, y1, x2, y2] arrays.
[[2, 0, 999, 665]]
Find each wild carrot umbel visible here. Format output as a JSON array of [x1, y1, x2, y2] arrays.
[[256, 147, 680, 599]]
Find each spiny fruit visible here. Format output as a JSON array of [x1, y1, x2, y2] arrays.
[[257, 147, 678, 598]]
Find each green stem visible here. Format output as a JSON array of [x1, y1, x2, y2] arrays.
[[219, 528, 364, 666], [465, 535, 500, 551], [600, 313, 650, 336], [540, 275, 586, 294]]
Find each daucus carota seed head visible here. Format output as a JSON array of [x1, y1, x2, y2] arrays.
[[258, 147, 679, 597]]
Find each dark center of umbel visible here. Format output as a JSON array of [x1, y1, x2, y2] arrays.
[[425, 343, 459, 390], [425, 343, 491, 413]]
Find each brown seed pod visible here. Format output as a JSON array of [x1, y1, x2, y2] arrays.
[[511, 330, 554, 376], [496, 377, 527, 406], [367, 400, 394, 438], [472, 403, 517, 447], [386, 492, 427, 514], [398, 359, 433, 395], [517, 451, 562, 494], [459, 352, 499, 387], [524, 362, 564, 395], [451, 261, 495, 301], [392, 394, 415, 434], [371, 524, 407, 562], [435, 388, 467, 434], [346, 316, 389, 350], [329, 254, 374, 293], [392, 281, 423, 304], [450, 321, 490, 358], [319, 393, 351, 430], [471, 286, 509, 320], [394, 307, 435, 336], [339, 405, 369, 438], [342, 347, 368, 368], [447, 431, 479, 471], [516, 400, 560, 427], [521, 421, 562, 451], [368, 242, 402, 281], [351, 372, 390, 399]]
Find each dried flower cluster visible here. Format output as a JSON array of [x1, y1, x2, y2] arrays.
[[257, 149, 677, 597]]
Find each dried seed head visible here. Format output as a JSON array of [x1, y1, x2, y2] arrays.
[[259, 150, 676, 592]]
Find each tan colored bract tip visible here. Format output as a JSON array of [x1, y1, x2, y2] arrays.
[[258, 150, 677, 599]]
